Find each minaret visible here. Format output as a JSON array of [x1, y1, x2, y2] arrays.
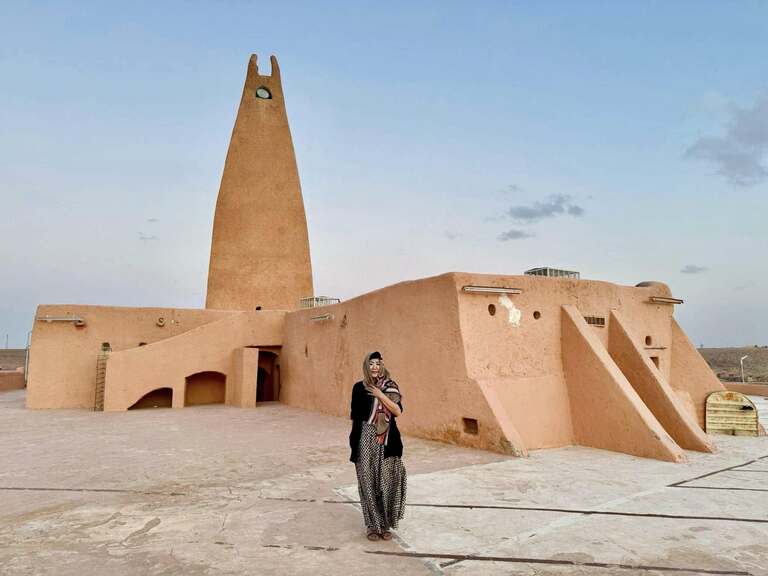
[[206, 54, 314, 310]]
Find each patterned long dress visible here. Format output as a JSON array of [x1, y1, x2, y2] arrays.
[[355, 422, 407, 532]]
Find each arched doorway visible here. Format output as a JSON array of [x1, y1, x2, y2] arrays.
[[185, 371, 226, 406], [128, 387, 173, 409], [257, 351, 279, 403]]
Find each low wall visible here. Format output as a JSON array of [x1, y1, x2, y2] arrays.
[[0, 370, 25, 392], [27, 305, 236, 409], [726, 382, 768, 396]]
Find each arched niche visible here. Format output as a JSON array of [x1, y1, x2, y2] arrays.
[[185, 371, 226, 406], [128, 387, 173, 410]]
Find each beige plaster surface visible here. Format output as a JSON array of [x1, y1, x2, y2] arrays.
[[228, 347, 259, 408], [2, 389, 766, 576], [671, 318, 728, 426], [206, 54, 313, 311]]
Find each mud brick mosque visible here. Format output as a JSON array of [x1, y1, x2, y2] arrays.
[[26, 55, 726, 463]]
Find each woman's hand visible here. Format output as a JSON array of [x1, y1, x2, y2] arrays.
[[365, 383, 402, 417], [364, 384, 385, 400]]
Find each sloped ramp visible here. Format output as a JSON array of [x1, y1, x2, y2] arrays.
[[561, 305, 686, 462], [607, 310, 714, 452]]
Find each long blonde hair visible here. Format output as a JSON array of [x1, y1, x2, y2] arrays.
[[362, 351, 390, 387]]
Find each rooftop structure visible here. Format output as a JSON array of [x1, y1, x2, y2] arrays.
[[525, 267, 580, 279]]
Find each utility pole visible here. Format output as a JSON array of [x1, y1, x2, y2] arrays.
[[740, 354, 749, 384]]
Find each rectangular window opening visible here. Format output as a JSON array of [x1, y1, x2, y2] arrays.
[[584, 316, 606, 327], [462, 417, 479, 435]]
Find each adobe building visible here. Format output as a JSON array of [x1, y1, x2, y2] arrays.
[[25, 55, 726, 463]]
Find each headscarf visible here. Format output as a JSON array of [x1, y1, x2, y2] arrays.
[[363, 351, 400, 445], [363, 350, 390, 387]]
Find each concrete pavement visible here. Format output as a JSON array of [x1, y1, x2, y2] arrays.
[[1, 389, 766, 575]]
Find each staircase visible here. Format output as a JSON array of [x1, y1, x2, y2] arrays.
[[94, 344, 111, 411]]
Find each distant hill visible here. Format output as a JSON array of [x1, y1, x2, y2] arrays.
[[0, 349, 26, 371], [700, 346, 768, 383]]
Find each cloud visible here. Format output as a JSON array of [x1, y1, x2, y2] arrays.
[[147, 217, 159, 223], [680, 264, 708, 274], [685, 94, 768, 186], [507, 194, 585, 223], [139, 233, 159, 241], [498, 229, 534, 241], [504, 184, 523, 193], [444, 230, 460, 240]]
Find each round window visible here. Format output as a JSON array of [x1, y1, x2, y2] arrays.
[[255, 87, 272, 99]]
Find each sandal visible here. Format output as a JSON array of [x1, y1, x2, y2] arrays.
[[381, 531, 393, 540], [366, 530, 380, 541]]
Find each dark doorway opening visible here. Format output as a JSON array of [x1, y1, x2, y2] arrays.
[[257, 351, 280, 403], [257, 367, 272, 402]]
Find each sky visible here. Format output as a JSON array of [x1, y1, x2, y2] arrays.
[[1, 1, 767, 348]]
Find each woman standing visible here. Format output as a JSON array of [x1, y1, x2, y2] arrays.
[[349, 351, 407, 541]]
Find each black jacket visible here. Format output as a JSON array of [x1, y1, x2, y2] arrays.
[[349, 381, 404, 463]]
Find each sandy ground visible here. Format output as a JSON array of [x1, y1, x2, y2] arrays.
[[1, 389, 767, 575]]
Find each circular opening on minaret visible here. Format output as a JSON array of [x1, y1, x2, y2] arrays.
[[533, 311, 541, 319], [255, 87, 272, 99], [488, 304, 496, 316]]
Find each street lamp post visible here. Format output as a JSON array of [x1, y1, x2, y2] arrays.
[[740, 354, 749, 385]]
